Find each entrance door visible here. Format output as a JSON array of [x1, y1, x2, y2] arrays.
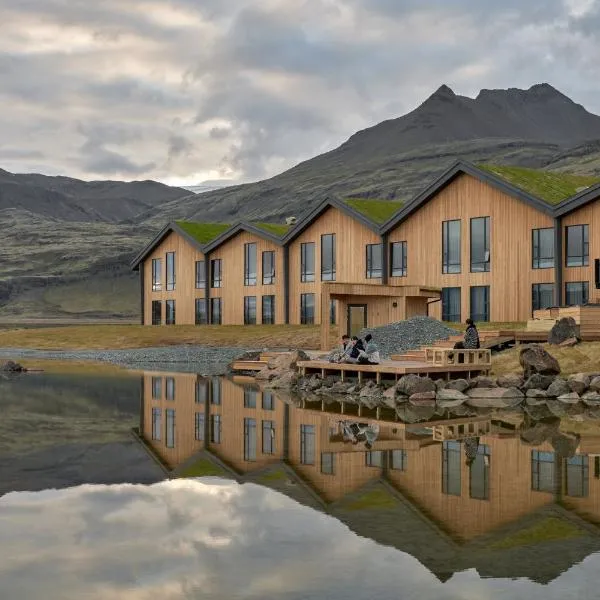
[[347, 304, 367, 337]]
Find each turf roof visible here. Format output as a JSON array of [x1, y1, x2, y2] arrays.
[[175, 221, 231, 244], [253, 222, 291, 237], [344, 198, 404, 224], [477, 164, 600, 205]]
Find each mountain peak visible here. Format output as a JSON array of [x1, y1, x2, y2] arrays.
[[429, 84, 456, 100]]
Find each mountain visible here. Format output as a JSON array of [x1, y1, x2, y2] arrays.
[[182, 180, 237, 194], [2, 83, 600, 319]]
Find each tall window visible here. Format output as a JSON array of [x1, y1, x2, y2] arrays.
[[165, 377, 175, 401], [566, 455, 589, 498], [151, 408, 161, 440], [469, 444, 490, 500], [321, 452, 335, 475], [300, 424, 315, 465], [195, 299, 208, 325], [210, 298, 222, 324], [390, 241, 407, 277], [470, 217, 490, 272], [151, 376, 162, 400], [321, 234, 336, 281], [195, 260, 206, 289], [262, 391, 275, 410], [244, 296, 257, 324], [211, 378, 221, 405], [300, 293, 315, 325], [532, 283, 555, 311], [365, 451, 383, 467], [165, 300, 176, 325], [244, 418, 257, 461], [442, 287, 461, 322], [442, 220, 461, 274], [329, 299, 336, 325], [151, 258, 162, 291], [470, 286, 490, 322], [244, 243, 257, 286], [300, 242, 315, 282], [566, 281, 589, 306], [390, 449, 408, 471], [210, 415, 222, 443], [442, 441, 461, 496], [195, 413, 205, 441], [262, 251, 275, 285], [262, 295, 275, 325], [531, 450, 555, 492], [366, 243, 383, 278], [243, 387, 257, 408], [195, 379, 207, 403], [262, 420, 276, 454], [211, 259, 222, 288], [566, 224, 589, 267], [166, 252, 176, 291], [151, 301, 162, 325], [532, 228, 554, 269], [165, 409, 176, 448]]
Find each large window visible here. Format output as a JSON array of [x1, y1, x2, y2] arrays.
[[300, 424, 315, 465], [390, 241, 407, 277], [262, 391, 275, 410], [532, 283, 555, 311], [442, 220, 461, 274], [244, 418, 257, 462], [211, 259, 222, 288], [152, 258, 162, 291], [532, 228, 554, 269], [262, 420, 276, 454], [321, 234, 336, 281], [151, 301, 162, 325], [566, 224, 589, 267], [211, 378, 221, 405], [210, 415, 222, 443], [470, 217, 490, 272], [262, 251, 275, 285], [365, 451, 383, 467], [366, 243, 383, 278], [195, 260, 206, 289], [165, 409, 176, 448], [300, 242, 315, 282], [442, 287, 461, 322], [165, 300, 176, 325], [390, 449, 408, 471], [195, 299, 208, 325], [166, 252, 176, 291], [469, 444, 490, 500], [243, 387, 257, 408], [244, 296, 257, 324], [321, 452, 335, 475], [262, 295, 275, 325], [165, 377, 175, 401], [531, 450, 555, 492], [470, 286, 490, 322], [300, 293, 315, 325], [195, 413, 205, 441], [442, 441, 461, 496], [151, 408, 161, 440], [151, 376, 162, 400], [210, 298, 222, 324], [566, 455, 589, 498], [195, 379, 207, 403], [244, 243, 257, 286], [565, 281, 589, 306]]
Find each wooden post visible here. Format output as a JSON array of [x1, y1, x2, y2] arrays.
[[320, 285, 331, 351]]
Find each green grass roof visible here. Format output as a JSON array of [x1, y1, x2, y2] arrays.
[[175, 221, 231, 244], [253, 222, 291, 237], [477, 164, 600, 205], [344, 198, 404, 224]]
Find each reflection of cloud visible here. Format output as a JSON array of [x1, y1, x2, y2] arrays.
[[0, 479, 599, 599]]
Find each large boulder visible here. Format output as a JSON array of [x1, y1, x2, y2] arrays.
[[470, 376, 497, 388], [396, 374, 436, 396], [396, 403, 436, 424], [548, 317, 580, 345], [436, 388, 468, 408], [496, 374, 524, 389], [523, 374, 555, 391], [466, 387, 524, 408], [557, 392, 580, 404], [582, 391, 600, 407], [0, 360, 26, 372], [257, 350, 310, 382], [568, 373, 590, 395], [519, 345, 561, 378], [445, 379, 470, 393], [547, 378, 571, 397]]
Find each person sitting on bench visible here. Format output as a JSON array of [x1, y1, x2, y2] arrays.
[[358, 334, 380, 365], [452, 319, 480, 363]]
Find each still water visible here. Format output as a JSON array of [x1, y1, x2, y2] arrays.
[[2, 370, 600, 598]]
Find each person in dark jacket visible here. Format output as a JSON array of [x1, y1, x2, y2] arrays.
[[463, 318, 480, 349]]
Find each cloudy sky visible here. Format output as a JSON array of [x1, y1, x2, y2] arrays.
[[1, 0, 599, 186]]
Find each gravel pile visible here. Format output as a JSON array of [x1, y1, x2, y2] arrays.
[[358, 316, 459, 358]]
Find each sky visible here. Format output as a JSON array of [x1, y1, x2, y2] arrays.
[[1, 0, 599, 187], [1, 478, 599, 599]]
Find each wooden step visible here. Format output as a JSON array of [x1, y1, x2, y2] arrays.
[[230, 360, 268, 371]]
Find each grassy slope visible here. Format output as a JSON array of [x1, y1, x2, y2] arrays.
[[175, 221, 231, 244], [344, 199, 404, 224]]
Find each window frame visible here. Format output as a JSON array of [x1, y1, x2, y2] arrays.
[[532, 283, 555, 312], [470, 216, 490, 273], [321, 452, 335, 475], [151, 258, 162, 291], [165, 300, 176, 325], [300, 242, 315, 282], [194, 413, 205, 441], [442, 219, 461, 274], [300, 293, 315, 325], [565, 281, 589, 306], [320, 233, 336, 281], [532, 228, 555, 269], [210, 298, 222, 325], [244, 243, 257, 286], [470, 285, 490, 322], [565, 224, 589, 267], [243, 417, 257, 462], [300, 424, 315, 465], [195, 260, 206, 289], [195, 298, 208, 325], [210, 259, 222, 288], [244, 296, 257, 325], [262, 420, 276, 454], [262, 295, 275, 325], [365, 243, 383, 279], [442, 440, 461, 496], [210, 414, 222, 444], [166, 252, 176, 291], [441, 287, 461, 322], [165, 377, 175, 401], [469, 444, 491, 500], [151, 300, 162, 326], [390, 449, 408, 471], [262, 251, 275, 285], [151, 407, 161, 440], [390, 241, 407, 277], [531, 450, 555, 493], [165, 408, 176, 448], [151, 376, 162, 400]]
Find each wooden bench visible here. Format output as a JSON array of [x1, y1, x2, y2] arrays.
[[423, 347, 491, 368]]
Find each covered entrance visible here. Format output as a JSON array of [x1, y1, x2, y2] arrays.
[[347, 304, 368, 337]]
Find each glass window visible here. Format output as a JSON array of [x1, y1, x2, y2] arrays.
[[566, 281, 589, 306], [532, 228, 554, 269], [165, 300, 176, 325], [321, 234, 336, 281], [262, 295, 275, 325], [244, 296, 257, 325], [211, 378, 221, 405], [366, 243, 383, 278], [210, 414, 221, 444], [390, 241, 407, 277], [211, 259, 222, 288], [195, 299, 208, 325], [262, 251, 275, 285], [531, 450, 555, 492], [566, 224, 589, 267], [470, 286, 490, 322], [152, 258, 162, 291], [300, 293, 315, 325], [532, 283, 555, 311], [442, 287, 461, 322], [166, 252, 176, 291], [244, 418, 257, 461], [301, 242, 315, 282], [469, 444, 490, 500], [244, 387, 257, 408], [210, 298, 222, 324], [442, 220, 461, 274], [442, 441, 461, 496], [165, 409, 176, 448], [300, 424, 315, 465], [244, 243, 257, 286], [195, 260, 206, 289], [390, 449, 407, 471], [151, 407, 161, 440], [321, 452, 335, 475], [195, 413, 205, 441], [151, 376, 162, 400], [365, 451, 383, 467], [262, 420, 276, 454], [329, 299, 337, 325], [262, 391, 275, 410], [566, 455, 589, 498], [470, 217, 490, 272], [165, 377, 175, 401], [195, 379, 207, 403], [151, 301, 162, 325]]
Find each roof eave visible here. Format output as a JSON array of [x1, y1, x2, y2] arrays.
[[554, 182, 600, 217], [202, 221, 285, 253]]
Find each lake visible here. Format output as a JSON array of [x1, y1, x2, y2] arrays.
[[1, 369, 600, 599]]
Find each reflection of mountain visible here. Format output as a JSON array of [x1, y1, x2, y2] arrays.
[[137, 373, 600, 583]]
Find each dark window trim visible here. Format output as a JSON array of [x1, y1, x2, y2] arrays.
[[442, 219, 461, 274], [210, 259, 222, 289], [151, 300, 162, 326], [300, 242, 315, 282], [470, 216, 490, 273], [441, 287, 461, 322], [300, 293, 315, 325], [195, 298, 208, 325], [195, 260, 206, 289], [244, 243, 257, 286], [262, 295, 275, 325], [469, 285, 490, 322], [151, 258, 162, 291], [210, 297, 222, 325], [262, 250, 276, 285], [365, 243, 383, 279], [565, 281, 589, 306], [166, 252, 176, 291], [244, 296, 257, 325], [565, 224, 589, 267], [165, 299, 176, 325], [320, 233, 336, 281], [390, 241, 407, 277], [532, 228, 555, 270], [532, 283, 555, 312]]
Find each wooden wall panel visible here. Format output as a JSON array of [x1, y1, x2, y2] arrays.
[[142, 231, 205, 325], [388, 174, 555, 322]]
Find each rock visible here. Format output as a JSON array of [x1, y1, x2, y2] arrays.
[[383, 385, 397, 399], [434, 379, 447, 391], [568, 373, 590, 395], [519, 344, 561, 378], [523, 374, 555, 391], [547, 378, 570, 397], [396, 374, 436, 396], [308, 376, 322, 391], [266, 371, 298, 389], [582, 391, 600, 407], [436, 388, 468, 408], [557, 392, 580, 404], [445, 378, 470, 393], [396, 403, 436, 423], [559, 337, 579, 347], [466, 387, 524, 408], [346, 385, 357, 394], [548, 317, 580, 345], [409, 391, 436, 407], [546, 399, 568, 417], [590, 376, 600, 392], [520, 417, 560, 446], [524, 404, 552, 419], [525, 389, 548, 405], [0, 360, 26, 372], [471, 376, 497, 388], [266, 350, 310, 370], [496, 373, 524, 389]]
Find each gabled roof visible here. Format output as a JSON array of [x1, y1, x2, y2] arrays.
[[343, 198, 404, 224], [202, 221, 287, 253], [555, 180, 600, 217]]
